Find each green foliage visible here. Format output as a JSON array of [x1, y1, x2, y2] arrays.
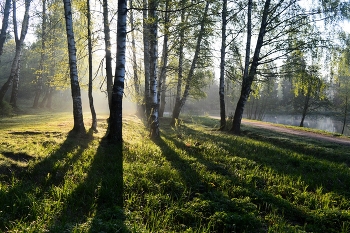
[[1, 113, 350, 232], [281, 50, 329, 115], [333, 33, 350, 114], [189, 69, 214, 100]]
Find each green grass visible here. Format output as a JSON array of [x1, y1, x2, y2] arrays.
[[1, 113, 350, 232]]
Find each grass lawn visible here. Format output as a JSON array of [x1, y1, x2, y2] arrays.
[[1, 112, 350, 232]]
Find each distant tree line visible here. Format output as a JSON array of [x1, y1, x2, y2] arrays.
[[0, 0, 350, 139]]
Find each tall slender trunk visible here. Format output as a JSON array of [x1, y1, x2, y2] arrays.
[[300, 92, 310, 127], [171, 1, 210, 126], [40, 86, 49, 108], [342, 96, 348, 134], [143, 0, 151, 118], [219, 0, 227, 130], [129, 0, 143, 117], [0, 0, 11, 62], [0, 0, 30, 103], [171, 1, 186, 125], [148, 0, 160, 139], [10, 55, 21, 108], [108, 0, 127, 145], [33, 0, 46, 108], [63, 0, 86, 135], [87, 0, 97, 132], [159, 0, 170, 118], [231, 0, 270, 134], [103, 0, 113, 108], [46, 87, 54, 109]]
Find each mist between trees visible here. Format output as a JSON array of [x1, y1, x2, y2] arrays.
[[0, 0, 350, 137]]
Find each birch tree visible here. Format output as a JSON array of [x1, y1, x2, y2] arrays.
[[86, 0, 97, 132], [33, 0, 47, 108], [0, 0, 31, 104], [230, 0, 269, 134], [229, 0, 326, 134], [108, 0, 127, 142], [148, 0, 160, 139], [103, 0, 113, 108], [0, 0, 11, 62], [129, 0, 143, 117], [158, 0, 170, 118], [219, 0, 227, 129], [63, 0, 86, 134], [171, 1, 210, 126], [143, 0, 151, 118]]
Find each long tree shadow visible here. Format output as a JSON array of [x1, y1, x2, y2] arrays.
[[161, 133, 310, 227], [47, 136, 125, 232], [154, 136, 264, 232], [241, 124, 350, 165], [0, 131, 94, 230], [178, 123, 350, 196], [159, 124, 350, 231]]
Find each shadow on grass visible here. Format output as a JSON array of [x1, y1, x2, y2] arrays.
[[0, 131, 125, 232], [159, 121, 350, 231], [154, 136, 264, 232], [241, 125, 350, 165], [161, 133, 309, 227], [48, 136, 125, 232], [179, 123, 350, 195]]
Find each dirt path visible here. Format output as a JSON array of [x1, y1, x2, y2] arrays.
[[241, 119, 350, 147]]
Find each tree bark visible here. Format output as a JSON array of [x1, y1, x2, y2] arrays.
[[219, 0, 227, 130], [108, 0, 127, 143], [63, 0, 86, 135], [171, 1, 186, 126], [300, 92, 310, 127], [0, 0, 11, 62], [148, 0, 160, 139], [10, 56, 21, 108], [143, 0, 151, 118], [87, 0, 97, 132], [158, 0, 170, 118], [129, 0, 143, 117], [33, 0, 46, 108], [103, 0, 113, 108], [0, 0, 30, 103], [46, 87, 53, 109], [171, 1, 210, 126], [342, 96, 348, 134], [231, 0, 270, 134]]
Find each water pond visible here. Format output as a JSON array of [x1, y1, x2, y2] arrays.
[[262, 114, 349, 136]]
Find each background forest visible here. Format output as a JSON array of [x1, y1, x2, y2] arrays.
[[0, 0, 350, 136]]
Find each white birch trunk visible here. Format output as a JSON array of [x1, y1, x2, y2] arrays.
[[170, 1, 186, 126], [0, 0, 30, 103], [103, 0, 113, 108], [148, 0, 159, 139], [108, 0, 127, 142], [0, 0, 11, 61], [10, 54, 21, 107], [129, 0, 143, 117], [87, 0, 97, 132], [33, 0, 46, 108], [219, 0, 227, 129], [63, 0, 86, 134], [143, 0, 151, 118]]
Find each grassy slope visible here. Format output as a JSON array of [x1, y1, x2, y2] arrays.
[[0, 113, 350, 232]]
